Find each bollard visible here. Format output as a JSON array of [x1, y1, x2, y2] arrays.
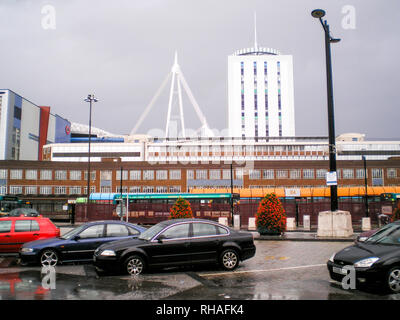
[[233, 215, 240, 230], [286, 218, 296, 231], [303, 215, 311, 231], [248, 217, 256, 231], [361, 217, 371, 231], [218, 217, 228, 226]]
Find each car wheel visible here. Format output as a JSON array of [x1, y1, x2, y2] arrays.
[[40, 249, 59, 267], [220, 249, 239, 271], [387, 266, 400, 293], [125, 255, 145, 275]]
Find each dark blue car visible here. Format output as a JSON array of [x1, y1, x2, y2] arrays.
[[19, 220, 147, 266]]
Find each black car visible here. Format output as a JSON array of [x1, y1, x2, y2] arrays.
[[327, 221, 400, 293], [20, 220, 147, 266], [93, 218, 256, 275]]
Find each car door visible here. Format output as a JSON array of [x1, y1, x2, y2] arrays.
[[0, 220, 15, 252], [13, 220, 41, 250], [146, 222, 191, 267], [62, 224, 106, 261], [189, 222, 223, 264]]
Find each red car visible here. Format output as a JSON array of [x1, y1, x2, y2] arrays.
[[0, 216, 60, 253]]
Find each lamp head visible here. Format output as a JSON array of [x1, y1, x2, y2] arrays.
[[311, 9, 326, 19], [84, 94, 99, 102]]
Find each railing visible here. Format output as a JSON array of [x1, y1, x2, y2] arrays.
[[73, 199, 394, 228], [75, 202, 234, 225]]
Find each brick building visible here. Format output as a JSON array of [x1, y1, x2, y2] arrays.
[[1, 157, 399, 204], [0, 158, 399, 227]]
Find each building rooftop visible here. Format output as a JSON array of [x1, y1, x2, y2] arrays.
[[233, 46, 280, 56]]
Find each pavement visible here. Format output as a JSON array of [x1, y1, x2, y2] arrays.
[[54, 222, 361, 242]]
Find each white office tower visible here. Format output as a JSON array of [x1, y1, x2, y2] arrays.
[[228, 18, 295, 138]]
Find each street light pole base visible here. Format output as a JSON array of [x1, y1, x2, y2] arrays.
[[317, 210, 353, 238]]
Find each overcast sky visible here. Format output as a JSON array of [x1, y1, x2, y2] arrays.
[[0, 0, 399, 139]]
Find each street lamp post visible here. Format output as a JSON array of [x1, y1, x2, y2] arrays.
[[311, 9, 340, 212], [230, 163, 234, 227], [84, 94, 98, 221], [120, 166, 123, 221], [363, 155, 369, 217]]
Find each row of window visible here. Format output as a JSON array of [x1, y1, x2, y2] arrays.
[[7, 184, 183, 195], [248, 168, 396, 180], [1, 169, 91, 181], [0, 169, 182, 181], [149, 145, 321, 153], [186, 169, 238, 180], [0, 168, 397, 184], [115, 186, 182, 193], [114, 170, 181, 181], [8, 186, 96, 195], [264, 61, 269, 137]]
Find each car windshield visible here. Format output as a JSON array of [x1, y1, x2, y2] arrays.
[[138, 224, 165, 241], [365, 223, 400, 245], [60, 225, 86, 240]]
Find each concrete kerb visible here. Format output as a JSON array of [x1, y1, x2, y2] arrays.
[[251, 231, 360, 242]]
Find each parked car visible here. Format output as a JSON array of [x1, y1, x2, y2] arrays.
[[356, 229, 378, 243], [19, 220, 147, 266], [327, 221, 400, 293], [6, 208, 40, 217], [0, 216, 60, 253], [93, 218, 256, 275]]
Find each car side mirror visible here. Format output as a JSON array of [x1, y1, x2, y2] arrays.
[[74, 235, 81, 241], [157, 235, 166, 243]]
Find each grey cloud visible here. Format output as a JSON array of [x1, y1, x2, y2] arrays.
[[0, 0, 399, 138]]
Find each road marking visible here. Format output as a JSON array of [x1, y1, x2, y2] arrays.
[[265, 256, 290, 261], [201, 264, 326, 277]]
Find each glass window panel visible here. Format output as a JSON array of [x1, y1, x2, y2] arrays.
[[159, 223, 190, 240]]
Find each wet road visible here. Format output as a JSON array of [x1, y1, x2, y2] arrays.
[[0, 240, 399, 300]]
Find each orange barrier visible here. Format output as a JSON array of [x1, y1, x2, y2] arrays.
[[189, 186, 400, 198]]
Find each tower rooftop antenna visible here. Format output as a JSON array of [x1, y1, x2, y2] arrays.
[[232, 12, 280, 56], [254, 11, 258, 51]]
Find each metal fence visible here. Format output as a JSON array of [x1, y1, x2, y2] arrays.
[[75, 202, 234, 225], [74, 199, 394, 228], [238, 199, 386, 228]]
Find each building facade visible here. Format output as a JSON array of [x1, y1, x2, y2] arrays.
[[1, 158, 399, 197], [43, 135, 400, 163], [0, 89, 71, 161], [228, 46, 295, 138], [1, 158, 398, 223]]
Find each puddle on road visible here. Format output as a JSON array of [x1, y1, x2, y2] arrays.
[[0, 270, 199, 300]]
